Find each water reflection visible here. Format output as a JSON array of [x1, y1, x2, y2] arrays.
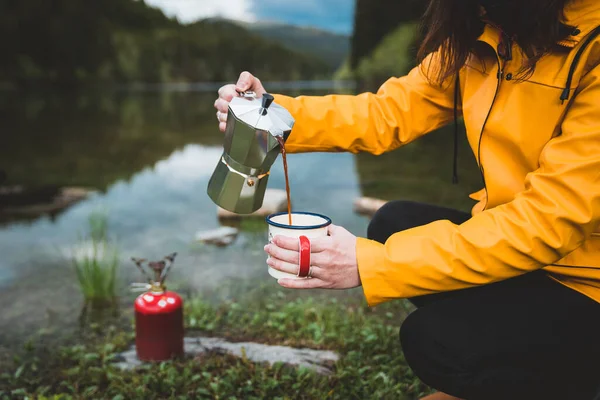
[[0, 88, 482, 350], [0, 144, 363, 286], [356, 125, 482, 211], [0, 142, 363, 272], [0, 89, 366, 349]]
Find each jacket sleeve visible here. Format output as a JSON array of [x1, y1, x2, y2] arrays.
[[273, 54, 457, 155], [356, 65, 600, 306]]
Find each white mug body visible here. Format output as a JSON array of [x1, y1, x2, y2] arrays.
[[266, 212, 331, 279]]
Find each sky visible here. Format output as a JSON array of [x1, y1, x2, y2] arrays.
[[143, 0, 355, 34]]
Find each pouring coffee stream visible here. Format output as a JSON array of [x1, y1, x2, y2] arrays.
[[250, 93, 293, 225], [251, 93, 292, 225], [276, 135, 293, 226]]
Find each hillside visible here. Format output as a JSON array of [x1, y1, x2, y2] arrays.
[[112, 19, 331, 84], [0, 0, 331, 87], [237, 21, 350, 70]]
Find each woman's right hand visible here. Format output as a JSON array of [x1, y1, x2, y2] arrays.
[[214, 71, 267, 132]]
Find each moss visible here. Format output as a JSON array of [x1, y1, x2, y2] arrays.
[[1, 285, 432, 399]]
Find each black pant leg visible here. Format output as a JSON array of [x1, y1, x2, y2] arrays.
[[399, 271, 600, 400], [367, 200, 471, 245]]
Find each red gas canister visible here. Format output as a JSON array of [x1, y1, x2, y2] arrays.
[[135, 286, 184, 361], [131, 253, 184, 361]]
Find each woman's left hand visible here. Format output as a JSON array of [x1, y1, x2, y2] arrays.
[[264, 224, 361, 289]]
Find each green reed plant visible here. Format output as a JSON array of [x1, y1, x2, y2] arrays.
[[88, 210, 109, 242], [72, 211, 119, 305]]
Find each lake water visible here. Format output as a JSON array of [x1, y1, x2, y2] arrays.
[[0, 86, 482, 352]]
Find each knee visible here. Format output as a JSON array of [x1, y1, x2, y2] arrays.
[[367, 200, 421, 243], [366, 201, 392, 243], [400, 310, 471, 398], [399, 310, 439, 382]]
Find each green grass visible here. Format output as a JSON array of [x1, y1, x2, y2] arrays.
[[0, 286, 432, 399], [71, 211, 119, 306]]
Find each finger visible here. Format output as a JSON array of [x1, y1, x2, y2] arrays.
[[327, 224, 343, 236], [273, 235, 330, 253], [253, 77, 266, 96], [278, 277, 327, 289], [216, 111, 228, 123], [306, 236, 333, 253], [214, 98, 230, 113], [236, 71, 255, 91], [272, 235, 299, 251], [219, 122, 227, 132], [217, 84, 238, 101], [310, 251, 332, 267], [265, 243, 299, 264], [266, 257, 298, 275]]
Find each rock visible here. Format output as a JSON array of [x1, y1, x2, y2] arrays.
[[0, 185, 24, 195], [353, 197, 387, 216], [59, 187, 96, 200], [218, 189, 288, 219], [113, 336, 339, 375], [194, 226, 239, 246], [0, 186, 96, 215]]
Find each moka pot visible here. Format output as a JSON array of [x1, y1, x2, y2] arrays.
[[207, 92, 295, 214]]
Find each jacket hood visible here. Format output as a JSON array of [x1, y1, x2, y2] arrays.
[[560, 0, 600, 47]]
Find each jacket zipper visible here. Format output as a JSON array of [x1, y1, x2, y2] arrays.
[[476, 51, 506, 211]]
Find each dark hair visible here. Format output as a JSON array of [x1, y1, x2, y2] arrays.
[[417, 0, 575, 84]]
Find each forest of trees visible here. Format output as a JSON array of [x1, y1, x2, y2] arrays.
[[344, 0, 427, 89], [0, 0, 430, 90], [0, 0, 331, 87], [350, 0, 426, 70]]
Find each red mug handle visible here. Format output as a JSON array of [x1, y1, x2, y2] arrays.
[[297, 235, 311, 278]]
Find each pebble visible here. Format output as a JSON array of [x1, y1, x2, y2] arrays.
[[194, 226, 239, 246]]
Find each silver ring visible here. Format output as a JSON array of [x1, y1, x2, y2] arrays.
[[216, 111, 221, 121]]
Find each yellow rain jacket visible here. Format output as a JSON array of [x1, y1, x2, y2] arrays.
[[273, 0, 600, 306]]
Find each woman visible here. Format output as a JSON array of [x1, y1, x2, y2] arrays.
[[214, 0, 600, 398]]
